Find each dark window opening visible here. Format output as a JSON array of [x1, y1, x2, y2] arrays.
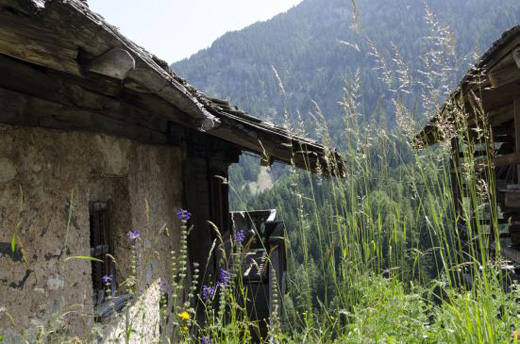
[[89, 202, 115, 308]]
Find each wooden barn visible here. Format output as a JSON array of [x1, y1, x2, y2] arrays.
[[0, 0, 344, 342], [415, 26, 520, 268]]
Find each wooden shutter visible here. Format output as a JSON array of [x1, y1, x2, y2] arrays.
[[209, 168, 229, 234]]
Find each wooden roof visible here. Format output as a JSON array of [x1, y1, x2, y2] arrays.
[[0, 0, 345, 176], [414, 26, 520, 148]]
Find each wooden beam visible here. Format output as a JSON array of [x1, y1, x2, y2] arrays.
[[501, 245, 520, 264], [87, 48, 135, 80], [493, 124, 514, 136], [488, 48, 515, 72], [459, 150, 489, 158], [496, 151, 520, 168], [209, 119, 339, 175], [0, 54, 199, 130], [484, 38, 520, 72], [474, 151, 520, 171], [514, 47, 520, 69], [0, 86, 169, 145], [506, 192, 520, 209], [0, 8, 81, 76], [488, 63, 520, 89], [450, 138, 463, 216], [482, 84, 520, 112], [515, 98, 520, 182], [480, 218, 509, 225]]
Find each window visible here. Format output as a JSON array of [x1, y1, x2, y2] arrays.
[[89, 202, 115, 307]]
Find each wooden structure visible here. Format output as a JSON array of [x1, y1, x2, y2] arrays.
[[415, 26, 520, 265], [0, 0, 344, 175], [230, 210, 286, 341], [0, 0, 343, 341]]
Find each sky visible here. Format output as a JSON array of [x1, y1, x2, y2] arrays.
[[88, 0, 303, 64]]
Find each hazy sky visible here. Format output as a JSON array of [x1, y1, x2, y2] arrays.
[[88, 0, 303, 64]]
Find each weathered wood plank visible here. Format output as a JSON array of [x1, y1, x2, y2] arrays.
[[473, 151, 520, 171], [87, 48, 135, 80], [210, 119, 338, 175], [483, 38, 520, 72], [0, 8, 81, 76], [505, 192, 520, 209], [515, 98, 520, 182], [497, 183, 520, 193], [501, 245, 520, 263], [488, 63, 520, 88], [481, 84, 520, 113], [450, 138, 463, 216], [0, 54, 195, 132], [0, 87, 169, 145], [38, 0, 218, 125], [496, 152, 520, 168]]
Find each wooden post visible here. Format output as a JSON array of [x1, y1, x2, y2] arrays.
[[514, 47, 520, 69], [514, 99, 520, 182], [485, 126, 497, 257], [450, 138, 462, 219]]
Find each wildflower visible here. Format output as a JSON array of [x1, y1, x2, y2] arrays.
[[217, 268, 231, 288], [200, 336, 211, 344], [101, 274, 113, 284], [158, 278, 167, 290], [201, 285, 215, 300], [177, 209, 191, 222], [184, 326, 189, 331], [234, 229, 246, 243], [127, 229, 140, 245], [178, 311, 190, 321]]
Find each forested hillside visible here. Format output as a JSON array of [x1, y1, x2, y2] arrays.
[[173, 0, 520, 131], [173, 0, 520, 199]]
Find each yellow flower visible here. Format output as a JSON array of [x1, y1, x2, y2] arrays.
[[178, 311, 190, 321], [184, 326, 188, 331]]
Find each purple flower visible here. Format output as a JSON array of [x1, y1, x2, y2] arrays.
[[158, 278, 168, 290], [177, 209, 191, 222], [127, 229, 140, 245], [234, 230, 246, 244], [101, 274, 113, 284], [201, 285, 215, 300], [200, 336, 211, 344], [217, 268, 231, 288]]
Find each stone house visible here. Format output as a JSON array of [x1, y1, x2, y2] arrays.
[[0, 0, 343, 342]]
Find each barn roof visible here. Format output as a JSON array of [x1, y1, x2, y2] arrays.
[[414, 25, 520, 148], [0, 0, 345, 176]]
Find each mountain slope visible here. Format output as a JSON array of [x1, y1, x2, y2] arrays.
[[172, 0, 520, 133]]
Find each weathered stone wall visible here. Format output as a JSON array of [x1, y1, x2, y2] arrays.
[[99, 282, 162, 343], [0, 124, 183, 342]]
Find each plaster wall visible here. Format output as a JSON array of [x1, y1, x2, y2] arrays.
[[0, 124, 183, 342]]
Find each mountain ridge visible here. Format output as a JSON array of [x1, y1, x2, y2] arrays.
[[172, 0, 520, 132]]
